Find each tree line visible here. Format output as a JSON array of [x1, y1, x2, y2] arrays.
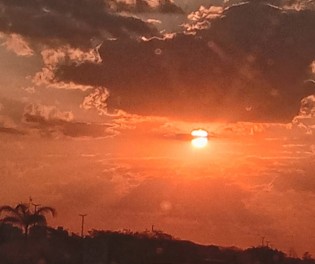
[[0, 202, 315, 264]]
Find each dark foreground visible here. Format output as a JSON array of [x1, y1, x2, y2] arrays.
[[0, 224, 313, 264]]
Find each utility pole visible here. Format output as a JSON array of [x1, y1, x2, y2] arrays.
[[79, 214, 87, 238]]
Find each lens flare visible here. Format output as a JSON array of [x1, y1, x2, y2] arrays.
[[191, 137, 208, 148]]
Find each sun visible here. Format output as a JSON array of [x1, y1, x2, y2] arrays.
[[191, 129, 208, 138], [191, 129, 208, 149]]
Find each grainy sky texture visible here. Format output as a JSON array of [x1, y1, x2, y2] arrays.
[[0, 0, 315, 256]]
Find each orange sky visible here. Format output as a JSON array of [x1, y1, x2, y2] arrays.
[[1, 119, 315, 255]]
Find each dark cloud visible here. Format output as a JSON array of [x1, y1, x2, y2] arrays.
[[0, 0, 158, 49], [23, 103, 115, 138], [0, 127, 24, 135], [107, 0, 184, 14], [53, 1, 315, 122]]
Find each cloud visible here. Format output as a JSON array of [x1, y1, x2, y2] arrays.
[[2, 0, 315, 123], [272, 165, 315, 194], [183, 5, 223, 33], [40, 46, 102, 66], [0, 33, 34, 56], [292, 95, 315, 134], [80, 87, 168, 130], [81, 87, 110, 115], [23, 103, 115, 138], [107, 0, 184, 14], [283, 0, 315, 10], [52, 1, 315, 122], [0, 105, 24, 135], [24, 103, 74, 122], [0, 115, 18, 129], [33, 46, 102, 90], [0, 0, 158, 49], [0, 121, 24, 135], [0, 126, 24, 135]]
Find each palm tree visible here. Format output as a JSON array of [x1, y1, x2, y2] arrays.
[[0, 203, 56, 238]]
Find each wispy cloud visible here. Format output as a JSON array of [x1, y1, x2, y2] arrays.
[[0, 33, 34, 56], [22, 103, 115, 138]]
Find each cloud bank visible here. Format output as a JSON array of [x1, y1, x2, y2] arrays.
[[1, 0, 315, 123], [53, 1, 315, 122], [0, 0, 158, 49]]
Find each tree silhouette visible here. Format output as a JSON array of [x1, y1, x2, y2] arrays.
[[0, 203, 56, 238]]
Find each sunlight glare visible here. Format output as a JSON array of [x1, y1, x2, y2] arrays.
[[191, 137, 208, 148]]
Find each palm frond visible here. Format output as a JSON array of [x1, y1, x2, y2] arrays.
[[36, 206, 56, 217], [0, 206, 18, 216], [0, 216, 22, 225], [31, 214, 47, 226], [15, 203, 30, 215]]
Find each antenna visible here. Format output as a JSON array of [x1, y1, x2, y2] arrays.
[[32, 203, 41, 213], [79, 214, 87, 238]]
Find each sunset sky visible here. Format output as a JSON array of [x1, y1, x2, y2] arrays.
[[1, 0, 315, 256]]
